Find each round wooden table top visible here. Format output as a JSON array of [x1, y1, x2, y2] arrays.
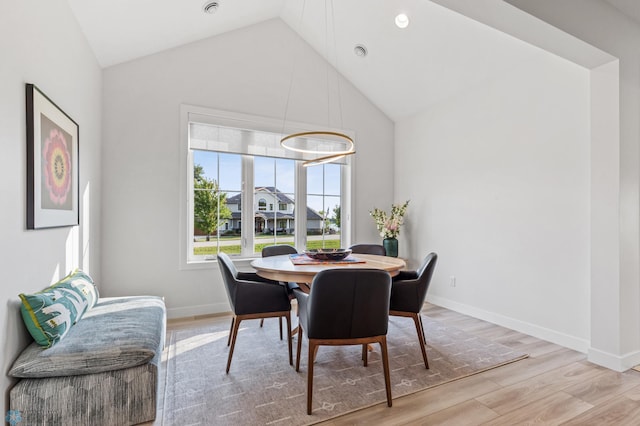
[[250, 253, 406, 284]]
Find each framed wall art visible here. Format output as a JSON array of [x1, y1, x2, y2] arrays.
[[26, 84, 79, 229]]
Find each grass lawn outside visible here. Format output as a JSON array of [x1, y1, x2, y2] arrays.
[[194, 238, 341, 256]]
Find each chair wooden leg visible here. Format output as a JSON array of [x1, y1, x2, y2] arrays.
[[285, 313, 293, 366], [419, 314, 427, 344], [296, 327, 303, 372], [227, 316, 235, 347], [379, 337, 393, 407], [307, 340, 317, 415], [226, 317, 242, 373], [260, 318, 264, 327], [362, 344, 368, 366], [412, 313, 429, 369]]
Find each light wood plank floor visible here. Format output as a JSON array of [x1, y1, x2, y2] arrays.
[[318, 303, 640, 425], [163, 303, 640, 425]]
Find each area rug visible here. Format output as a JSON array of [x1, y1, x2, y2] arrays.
[[159, 315, 527, 425]]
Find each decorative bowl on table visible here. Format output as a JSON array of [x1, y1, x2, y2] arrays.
[[304, 248, 352, 261]]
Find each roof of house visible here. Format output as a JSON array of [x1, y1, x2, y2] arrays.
[[226, 187, 323, 221], [229, 207, 322, 221], [226, 187, 294, 205]]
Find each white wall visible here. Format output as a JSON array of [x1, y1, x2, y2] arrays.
[[589, 59, 621, 367], [0, 0, 102, 414], [101, 18, 394, 318], [395, 45, 591, 350], [506, 0, 640, 373]]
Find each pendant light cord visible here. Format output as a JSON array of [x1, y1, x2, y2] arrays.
[[330, 0, 344, 130], [281, 0, 307, 138]]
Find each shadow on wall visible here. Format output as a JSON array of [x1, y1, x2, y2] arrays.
[[4, 299, 31, 422]]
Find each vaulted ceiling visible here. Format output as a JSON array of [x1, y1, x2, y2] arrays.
[[68, 0, 636, 121]]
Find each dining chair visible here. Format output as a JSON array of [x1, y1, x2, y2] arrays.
[[293, 269, 393, 415], [389, 252, 438, 369], [262, 244, 298, 258], [260, 245, 299, 332], [217, 252, 293, 373], [349, 243, 386, 256]]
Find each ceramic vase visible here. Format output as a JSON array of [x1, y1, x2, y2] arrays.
[[383, 237, 398, 257]]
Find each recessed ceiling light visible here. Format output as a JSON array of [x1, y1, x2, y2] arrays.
[[395, 13, 409, 29], [354, 44, 368, 57], [203, 1, 220, 14]]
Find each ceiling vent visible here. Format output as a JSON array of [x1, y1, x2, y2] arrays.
[[203, 1, 220, 14], [354, 45, 368, 57]]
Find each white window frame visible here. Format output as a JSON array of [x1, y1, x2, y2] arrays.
[[179, 104, 353, 269]]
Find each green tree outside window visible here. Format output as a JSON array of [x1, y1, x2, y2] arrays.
[[194, 164, 232, 241], [333, 205, 341, 229]]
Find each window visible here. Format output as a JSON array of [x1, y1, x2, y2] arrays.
[[307, 163, 341, 249], [254, 157, 295, 253], [182, 105, 352, 263], [192, 151, 241, 256]]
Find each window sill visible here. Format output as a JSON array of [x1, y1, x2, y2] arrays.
[[182, 256, 260, 271]]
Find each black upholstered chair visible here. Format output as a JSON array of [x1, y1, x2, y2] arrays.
[[293, 269, 393, 415], [217, 252, 293, 373], [389, 252, 438, 369], [259, 245, 298, 330], [262, 244, 298, 258], [349, 243, 386, 256]]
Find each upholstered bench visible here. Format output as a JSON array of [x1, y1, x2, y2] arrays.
[[9, 277, 165, 426]]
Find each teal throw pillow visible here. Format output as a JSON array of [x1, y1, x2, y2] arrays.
[[19, 269, 99, 348], [56, 269, 99, 309]]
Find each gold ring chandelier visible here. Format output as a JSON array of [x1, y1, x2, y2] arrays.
[[280, 131, 355, 167]]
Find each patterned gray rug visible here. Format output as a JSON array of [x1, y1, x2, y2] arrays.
[[158, 314, 527, 425]]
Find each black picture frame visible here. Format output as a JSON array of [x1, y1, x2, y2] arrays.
[[26, 84, 79, 229]]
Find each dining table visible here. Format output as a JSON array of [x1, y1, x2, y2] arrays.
[[251, 252, 406, 343], [250, 253, 406, 286]]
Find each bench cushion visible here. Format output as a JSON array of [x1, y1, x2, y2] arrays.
[[9, 296, 165, 378]]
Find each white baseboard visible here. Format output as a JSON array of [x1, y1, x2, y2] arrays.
[[587, 347, 640, 372], [167, 302, 230, 319], [427, 295, 590, 354]]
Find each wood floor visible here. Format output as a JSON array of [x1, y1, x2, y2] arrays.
[[314, 303, 640, 425], [165, 303, 640, 425]]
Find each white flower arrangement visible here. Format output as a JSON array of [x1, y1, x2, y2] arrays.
[[369, 200, 410, 239]]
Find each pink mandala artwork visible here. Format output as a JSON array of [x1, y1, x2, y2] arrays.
[[27, 84, 79, 228], [42, 128, 72, 205]]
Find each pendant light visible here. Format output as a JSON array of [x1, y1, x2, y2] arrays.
[[280, 0, 355, 167]]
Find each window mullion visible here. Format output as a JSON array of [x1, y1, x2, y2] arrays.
[[273, 159, 277, 246], [294, 161, 307, 251], [342, 155, 352, 249], [241, 155, 254, 257]]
